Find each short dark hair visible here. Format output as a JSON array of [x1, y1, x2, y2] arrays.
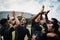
[[51, 18, 58, 24], [51, 18, 59, 32], [0, 19, 8, 25]]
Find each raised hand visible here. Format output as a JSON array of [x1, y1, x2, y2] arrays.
[[40, 5, 50, 15], [12, 11, 20, 29], [41, 5, 44, 12], [12, 11, 16, 18], [39, 5, 45, 20], [44, 10, 50, 23], [40, 5, 46, 15], [44, 10, 50, 15], [47, 10, 50, 13]]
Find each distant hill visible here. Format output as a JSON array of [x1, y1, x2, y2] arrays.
[[0, 11, 34, 20]]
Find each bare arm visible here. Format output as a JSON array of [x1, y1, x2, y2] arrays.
[[45, 10, 50, 23], [32, 5, 44, 21], [40, 5, 45, 20], [32, 13, 40, 21], [12, 11, 20, 29]]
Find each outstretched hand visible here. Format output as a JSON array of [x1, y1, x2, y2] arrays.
[[44, 10, 50, 15], [41, 5, 44, 12], [40, 5, 45, 14], [40, 5, 50, 15]]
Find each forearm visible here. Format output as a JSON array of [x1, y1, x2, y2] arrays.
[[40, 14, 43, 20], [12, 11, 20, 29], [14, 16, 20, 25], [13, 16, 20, 29], [45, 14, 49, 23], [40, 5, 44, 20], [45, 10, 50, 23], [32, 13, 40, 21], [32, 5, 44, 21]]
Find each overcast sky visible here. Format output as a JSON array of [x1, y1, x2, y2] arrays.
[[0, 0, 60, 21]]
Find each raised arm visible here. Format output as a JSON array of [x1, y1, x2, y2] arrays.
[[32, 5, 44, 21], [32, 13, 40, 21], [45, 10, 50, 23], [12, 11, 20, 29], [40, 5, 44, 20]]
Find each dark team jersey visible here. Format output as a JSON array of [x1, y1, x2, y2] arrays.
[[15, 25, 31, 40], [0, 26, 14, 40], [31, 20, 42, 34]]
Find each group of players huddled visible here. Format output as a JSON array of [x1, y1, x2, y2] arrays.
[[0, 6, 60, 40]]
